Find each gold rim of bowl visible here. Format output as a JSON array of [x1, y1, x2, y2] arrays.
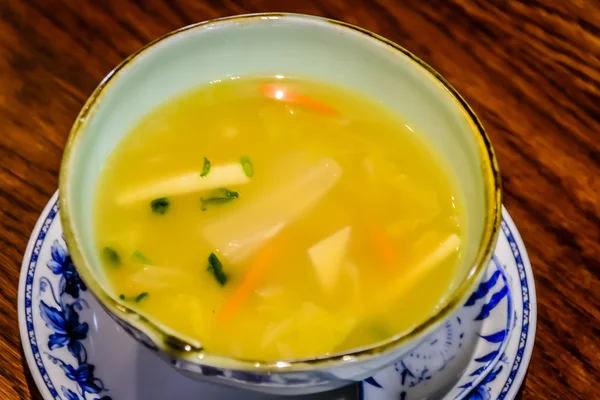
[[59, 12, 502, 371]]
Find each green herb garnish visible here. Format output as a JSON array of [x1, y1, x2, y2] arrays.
[[151, 197, 170, 215], [207, 252, 227, 286], [102, 247, 120, 266], [135, 292, 149, 302], [201, 188, 239, 211], [240, 156, 254, 177], [119, 292, 149, 302], [131, 251, 151, 264], [200, 157, 212, 178]]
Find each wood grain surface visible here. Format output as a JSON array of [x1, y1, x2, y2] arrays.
[[0, 1, 598, 399]]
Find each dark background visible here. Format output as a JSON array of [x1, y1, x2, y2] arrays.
[[0, 1, 599, 399]]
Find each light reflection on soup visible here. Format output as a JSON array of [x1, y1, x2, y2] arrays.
[[94, 76, 465, 361]]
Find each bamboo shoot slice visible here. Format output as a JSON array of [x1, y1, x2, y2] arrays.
[[115, 163, 249, 205], [308, 226, 352, 292], [376, 233, 461, 312], [202, 157, 343, 264]]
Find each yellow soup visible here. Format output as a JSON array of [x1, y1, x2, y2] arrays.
[[94, 76, 465, 361]]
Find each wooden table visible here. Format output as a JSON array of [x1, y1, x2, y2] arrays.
[[0, 1, 598, 399]]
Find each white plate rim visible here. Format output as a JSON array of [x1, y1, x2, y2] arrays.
[[494, 210, 537, 400], [18, 191, 61, 400]]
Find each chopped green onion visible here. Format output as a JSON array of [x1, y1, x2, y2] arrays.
[[103, 247, 120, 266], [207, 252, 227, 286], [151, 197, 170, 215], [119, 292, 149, 302], [200, 157, 212, 178], [240, 156, 254, 178], [135, 292, 149, 302], [131, 251, 150, 264], [201, 188, 239, 211]]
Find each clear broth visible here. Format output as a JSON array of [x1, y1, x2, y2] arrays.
[[94, 76, 465, 360]]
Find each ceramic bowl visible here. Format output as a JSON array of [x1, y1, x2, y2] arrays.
[[59, 13, 501, 395]]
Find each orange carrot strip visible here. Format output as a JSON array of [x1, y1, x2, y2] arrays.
[[368, 225, 398, 269], [217, 244, 277, 322], [260, 84, 339, 116]]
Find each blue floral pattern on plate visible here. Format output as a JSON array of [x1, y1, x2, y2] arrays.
[[19, 195, 536, 400], [46, 240, 87, 299], [39, 238, 111, 400], [477, 218, 535, 400], [464, 360, 504, 400], [461, 218, 535, 400]]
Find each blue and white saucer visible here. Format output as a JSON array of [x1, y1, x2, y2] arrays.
[[19, 192, 536, 400]]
